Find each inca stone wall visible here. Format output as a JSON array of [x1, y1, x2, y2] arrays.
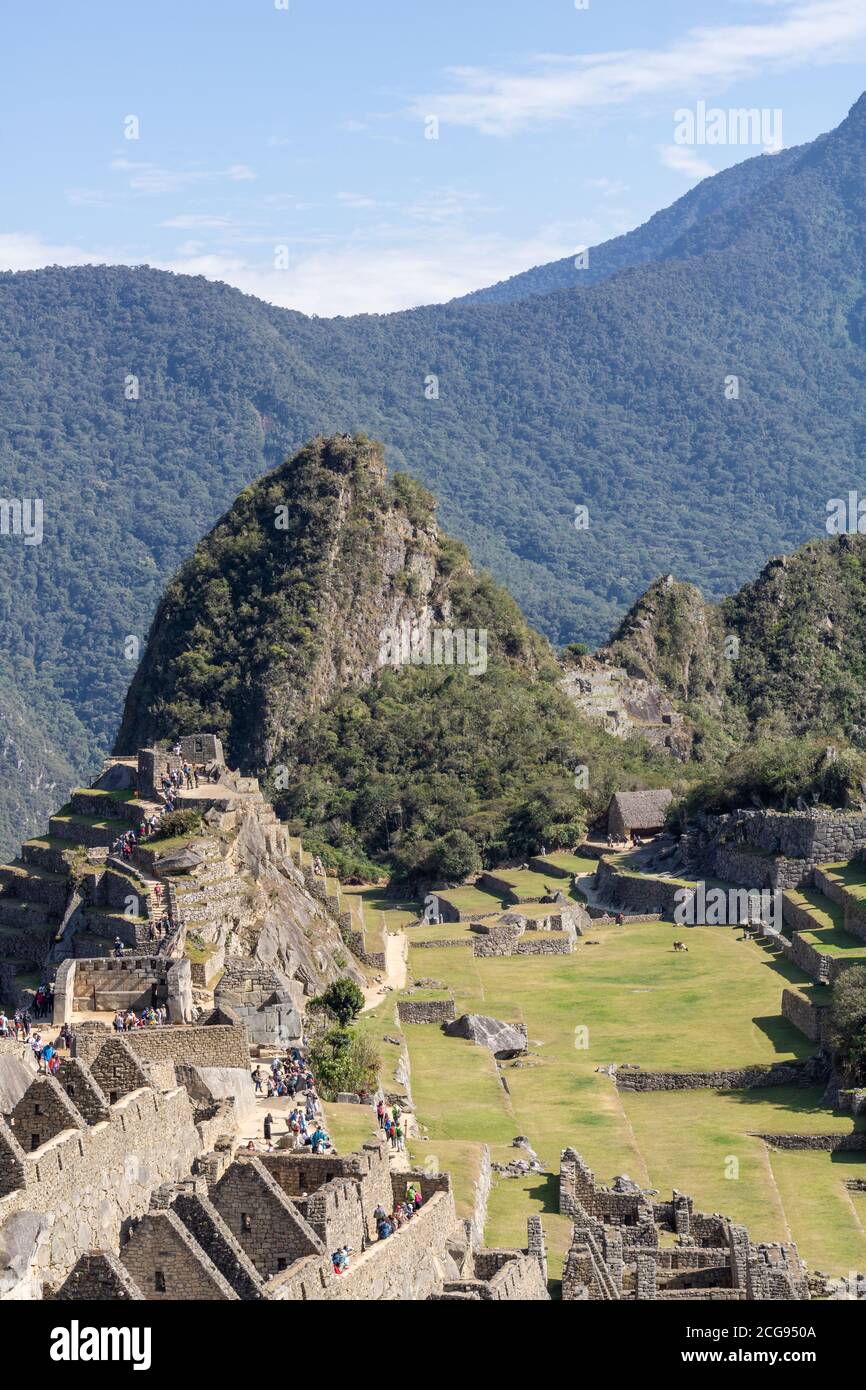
[[595, 859, 687, 916], [615, 1061, 813, 1092], [0, 1082, 227, 1294], [688, 809, 866, 888], [757, 1132, 866, 1151], [318, 1189, 460, 1301], [210, 1158, 324, 1277], [781, 988, 828, 1044], [396, 998, 456, 1025], [74, 1023, 249, 1070], [120, 1208, 237, 1300], [711, 845, 803, 891], [53, 1251, 144, 1301]]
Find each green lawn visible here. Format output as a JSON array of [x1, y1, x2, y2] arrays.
[[323, 1100, 380, 1154], [399, 922, 866, 1277], [821, 861, 866, 902], [407, 1138, 487, 1224], [769, 1150, 866, 1275], [784, 888, 866, 958], [341, 886, 419, 936], [535, 851, 598, 878], [410, 921, 475, 944], [492, 867, 563, 900], [436, 886, 504, 916]]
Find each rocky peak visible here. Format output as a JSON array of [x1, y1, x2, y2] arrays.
[[114, 433, 547, 777]]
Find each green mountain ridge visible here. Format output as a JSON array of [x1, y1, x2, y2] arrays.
[[4, 92, 866, 848]]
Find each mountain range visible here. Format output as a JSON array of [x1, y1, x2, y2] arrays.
[[4, 92, 866, 851]]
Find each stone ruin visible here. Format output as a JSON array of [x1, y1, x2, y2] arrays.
[[44, 1126, 549, 1303], [559, 1149, 810, 1301], [136, 736, 225, 801], [214, 962, 302, 1049], [53, 954, 194, 1026], [0, 1008, 549, 1302]]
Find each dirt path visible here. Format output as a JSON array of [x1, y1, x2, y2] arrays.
[[361, 929, 408, 1012]]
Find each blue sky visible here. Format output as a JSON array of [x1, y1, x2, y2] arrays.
[[3, 0, 866, 314]]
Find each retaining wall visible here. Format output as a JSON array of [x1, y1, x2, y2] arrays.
[[781, 988, 828, 1044], [615, 1061, 814, 1092], [396, 999, 456, 1025]]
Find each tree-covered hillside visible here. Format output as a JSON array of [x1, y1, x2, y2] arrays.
[[603, 535, 866, 811], [457, 140, 806, 305], [115, 433, 672, 882], [4, 94, 866, 850]]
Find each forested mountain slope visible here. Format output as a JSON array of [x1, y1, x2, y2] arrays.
[[4, 94, 866, 849]]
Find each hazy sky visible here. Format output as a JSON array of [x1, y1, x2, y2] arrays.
[[3, 0, 866, 315]]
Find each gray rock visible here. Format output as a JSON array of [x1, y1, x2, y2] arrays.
[[93, 762, 137, 791], [155, 847, 204, 873], [0, 1212, 46, 1298], [444, 1014, 528, 1058], [0, 1048, 37, 1113]]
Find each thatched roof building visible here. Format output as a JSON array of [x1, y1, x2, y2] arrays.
[[607, 789, 672, 839]]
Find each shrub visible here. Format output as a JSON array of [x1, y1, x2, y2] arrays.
[[149, 808, 203, 842], [423, 829, 481, 885], [310, 975, 365, 1026], [307, 1024, 380, 1099]]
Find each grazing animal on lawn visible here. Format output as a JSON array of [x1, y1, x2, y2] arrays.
[[672, 940, 689, 953]]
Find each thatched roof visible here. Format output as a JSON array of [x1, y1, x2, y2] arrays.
[[609, 789, 672, 829]]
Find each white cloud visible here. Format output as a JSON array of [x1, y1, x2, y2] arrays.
[[0, 222, 607, 316], [657, 145, 717, 179], [336, 192, 379, 209], [0, 232, 119, 272], [410, 0, 866, 135], [160, 214, 234, 229], [586, 177, 628, 196], [109, 160, 257, 195]]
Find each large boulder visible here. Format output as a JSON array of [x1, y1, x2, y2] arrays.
[[444, 1014, 528, 1058], [0, 1045, 37, 1113], [155, 847, 204, 873]]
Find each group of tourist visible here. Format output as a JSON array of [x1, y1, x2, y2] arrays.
[[376, 1098, 405, 1152], [112, 826, 154, 859], [109, 760, 202, 864], [0, 1008, 73, 1073], [160, 760, 198, 799], [374, 1182, 424, 1240], [250, 1049, 330, 1152], [146, 916, 173, 944], [252, 1049, 317, 1101], [112, 1006, 167, 1031]]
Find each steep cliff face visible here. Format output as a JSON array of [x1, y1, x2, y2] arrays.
[[114, 433, 550, 775]]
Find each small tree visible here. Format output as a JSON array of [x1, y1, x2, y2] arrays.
[[312, 975, 365, 1027], [829, 964, 866, 1083], [424, 828, 481, 884]]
